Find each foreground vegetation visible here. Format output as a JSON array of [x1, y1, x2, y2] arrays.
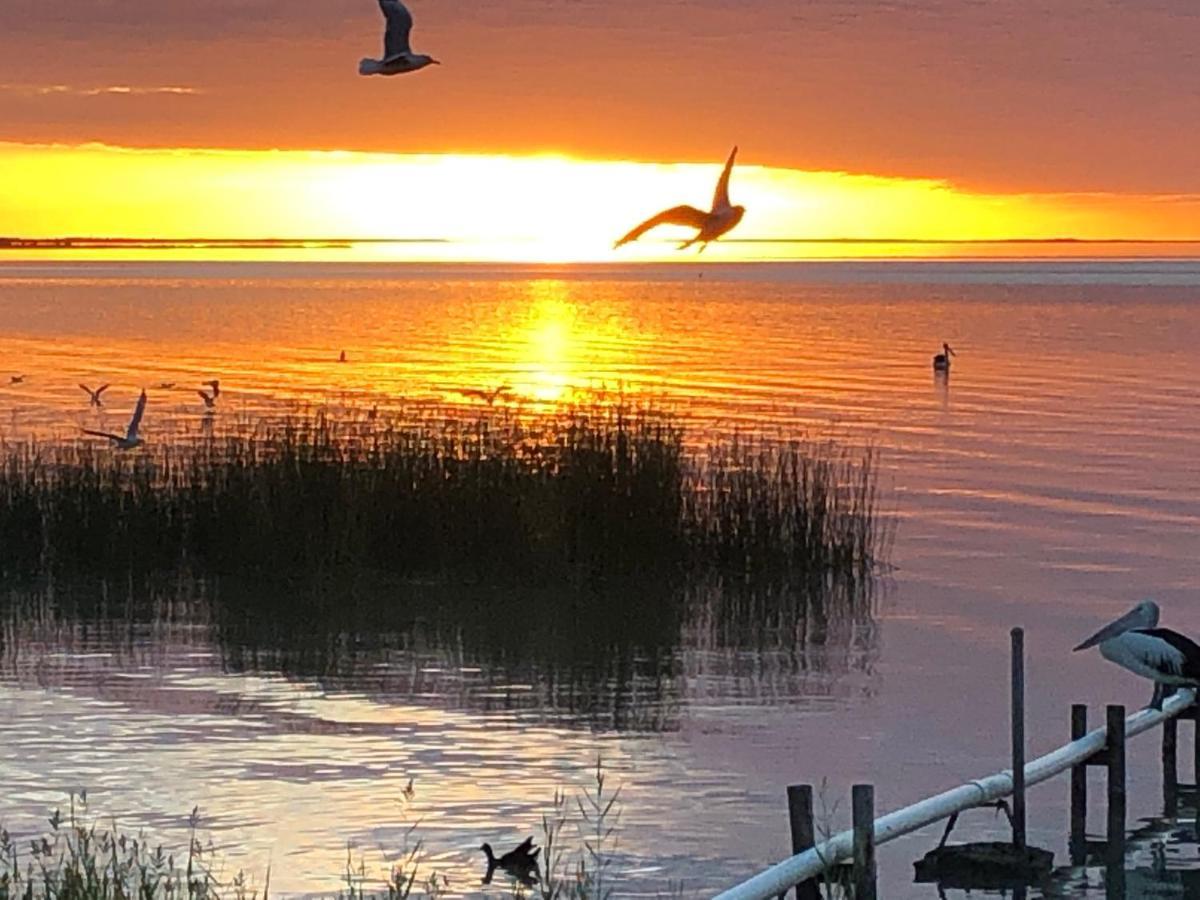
[[0, 763, 638, 900], [0, 403, 886, 585]]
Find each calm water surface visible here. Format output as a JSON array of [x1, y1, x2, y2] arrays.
[[1, 259, 1199, 897]]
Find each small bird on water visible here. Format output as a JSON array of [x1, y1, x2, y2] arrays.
[[79, 383, 110, 407], [614, 146, 745, 252], [10, 375, 25, 385], [932, 343, 956, 372], [82, 390, 147, 450], [480, 837, 540, 886], [1073, 600, 1200, 710], [359, 0, 440, 76]]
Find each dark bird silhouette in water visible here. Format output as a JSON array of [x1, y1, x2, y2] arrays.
[[339, 350, 348, 363], [10, 374, 25, 385], [614, 146, 745, 252], [932, 343, 956, 373], [480, 837, 540, 886], [458, 385, 511, 406], [80, 383, 110, 407]]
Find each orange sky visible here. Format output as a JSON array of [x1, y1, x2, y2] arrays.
[[2, 0, 1200, 251]]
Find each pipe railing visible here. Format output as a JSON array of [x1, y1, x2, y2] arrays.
[[713, 688, 1197, 900]]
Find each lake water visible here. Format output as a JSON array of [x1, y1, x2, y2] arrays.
[[1, 259, 1199, 898]]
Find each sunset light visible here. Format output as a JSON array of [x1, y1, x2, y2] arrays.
[[5, 142, 1200, 262]]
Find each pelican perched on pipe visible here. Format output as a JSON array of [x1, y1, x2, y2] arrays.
[[1073, 600, 1200, 710], [932, 343, 956, 372]]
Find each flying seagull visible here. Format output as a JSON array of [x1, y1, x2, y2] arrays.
[[80, 383, 110, 407], [198, 379, 220, 410], [1073, 600, 1200, 710], [359, 0, 440, 76], [458, 385, 511, 406], [82, 389, 147, 450], [614, 147, 746, 252]]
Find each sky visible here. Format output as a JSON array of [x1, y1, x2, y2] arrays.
[[2, 0, 1200, 254]]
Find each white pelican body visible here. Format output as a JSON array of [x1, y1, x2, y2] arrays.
[[359, 0, 440, 76], [1073, 600, 1200, 709], [933, 343, 956, 372], [82, 390, 146, 450], [615, 147, 746, 252]]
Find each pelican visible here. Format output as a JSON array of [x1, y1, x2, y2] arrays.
[[359, 0, 440, 76], [82, 390, 146, 450], [614, 147, 745, 252], [933, 343, 956, 372], [1073, 600, 1200, 710], [79, 383, 110, 407]]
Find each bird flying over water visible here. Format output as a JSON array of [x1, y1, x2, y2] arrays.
[[457, 385, 511, 406], [1073, 600, 1200, 710], [79, 383, 110, 407], [82, 390, 147, 450], [198, 379, 220, 410], [614, 147, 745, 252], [359, 0, 440, 76], [10, 375, 25, 385]]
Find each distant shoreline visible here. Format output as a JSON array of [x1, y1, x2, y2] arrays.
[[3, 236, 1200, 251]]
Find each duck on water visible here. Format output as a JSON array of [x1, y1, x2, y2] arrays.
[[1073, 600, 1200, 710], [480, 836, 541, 885], [933, 343, 956, 372]]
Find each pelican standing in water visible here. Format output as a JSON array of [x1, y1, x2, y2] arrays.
[[932, 343, 956, 372], [359, 0, 440, 76], [614, 147, 745, 252], [82, 390, 147, 450], [1073, 600, 1200, 710]]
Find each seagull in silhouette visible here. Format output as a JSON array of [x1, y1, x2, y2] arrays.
[[615, 147, 746, 252], [9, 375, 25, 385], [359, 0, 440, 76], [197, 379, 220, 410], [82, 390, 147, 450], [158, 381, 176, 390], [79, 383, 110, 407], [458, 385, 511, 406], [480, 837, 540, 887]]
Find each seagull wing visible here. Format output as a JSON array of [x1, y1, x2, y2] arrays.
[[97, 384, 110, 397], [79, 383, 93, 398], [380, 0, 414, 59], [82, 428, 124, 443], [614, 205, 710, 248], [125, 390, 147, 441], [711, 146, 738, 212]]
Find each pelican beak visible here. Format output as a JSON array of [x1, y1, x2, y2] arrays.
[[1073, 606, 1146, 651]]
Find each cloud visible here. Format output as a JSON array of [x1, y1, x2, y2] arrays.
[[0, 84, 201, 98]]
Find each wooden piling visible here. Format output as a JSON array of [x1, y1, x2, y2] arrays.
[[1010, 627, 1026, 851], [1070, 704, 1088, 864], [852, 785, 876, 900], [1106, 704, 1126, 896], [1163, 715, 1178, 816], [785, 786, 820, 900]]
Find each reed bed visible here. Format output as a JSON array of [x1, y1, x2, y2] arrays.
[[0, 404, 886, 585]]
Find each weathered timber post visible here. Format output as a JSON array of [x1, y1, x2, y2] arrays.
[[852, 785, 876, 900], [785, 785, 820, 900], [1011, 627, 1026, 851], [1163, 715, 1178, 816], [1106, 704, 1126, 898], [1070, 704, 1088, 865]]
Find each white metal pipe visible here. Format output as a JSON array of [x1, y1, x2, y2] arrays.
[[712, 689, 1196, 900]]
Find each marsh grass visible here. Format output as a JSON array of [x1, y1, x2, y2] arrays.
[[0, 403, 886, 586], [0, 764, 641, 900]]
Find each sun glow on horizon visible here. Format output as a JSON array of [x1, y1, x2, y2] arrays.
[[4, 141, 1200, 262]]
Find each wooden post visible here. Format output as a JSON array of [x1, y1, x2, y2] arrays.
[[1011, 628, 1026, 851], [852, 785, 876, 900], [1163, 715, 1179, 816], [785, 785, 820, 900], [1070, 704, 1088, 865], [1106, 704, 1126, 897]]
